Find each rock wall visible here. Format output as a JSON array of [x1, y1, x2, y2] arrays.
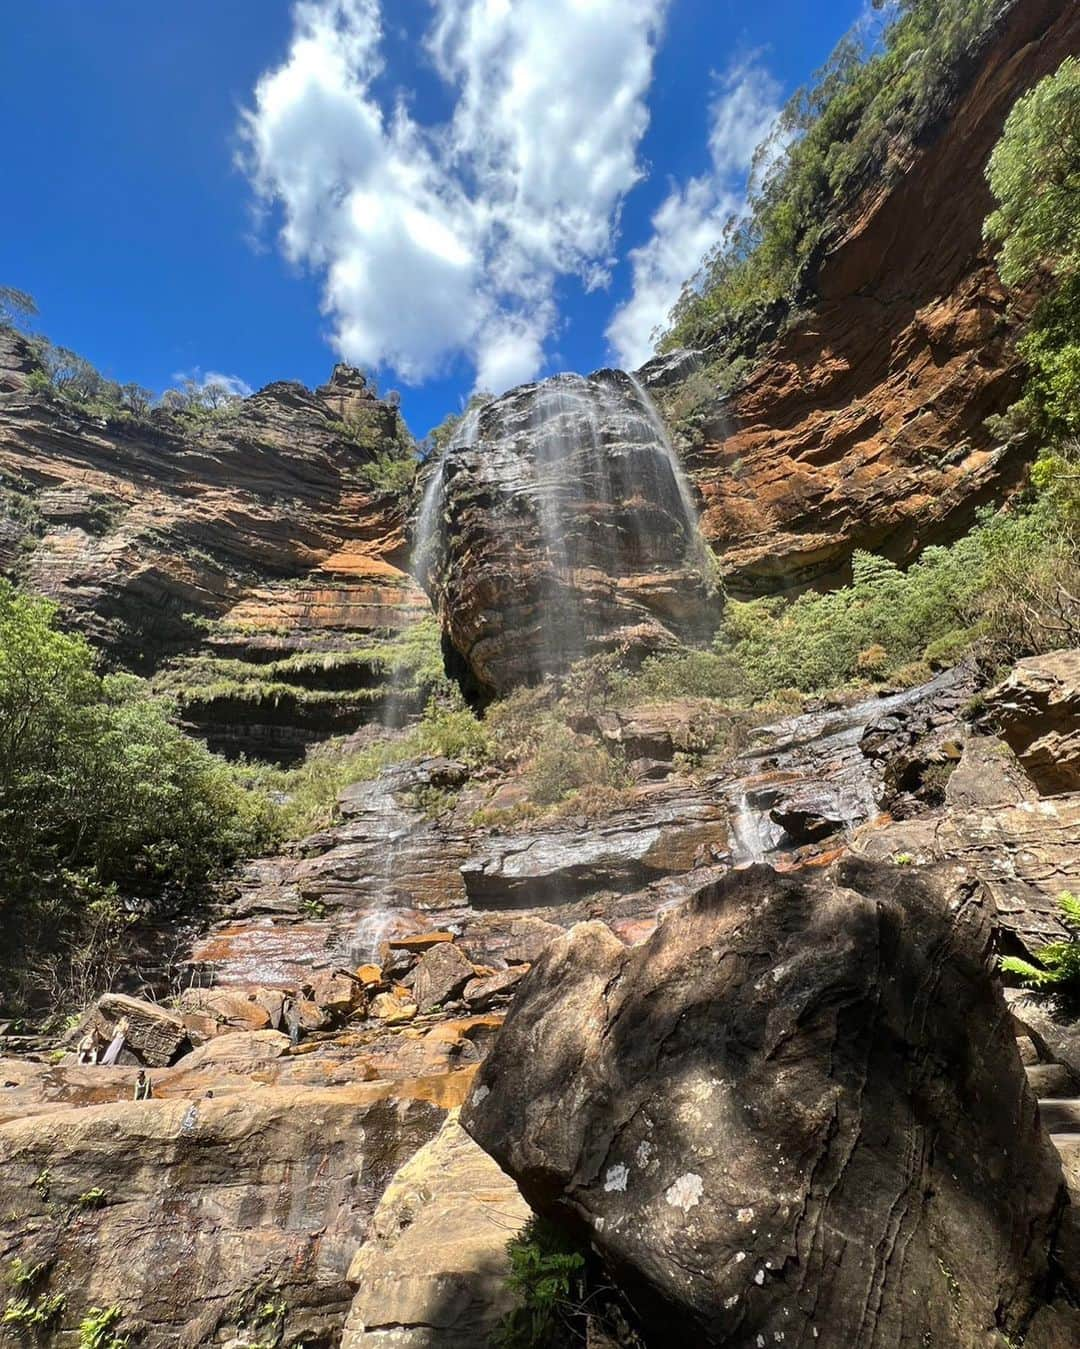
[[657, 0, 1080, 596], [419, 369, 717, 696], [0, 332, 428, 759]]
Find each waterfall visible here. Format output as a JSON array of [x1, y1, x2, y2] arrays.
[[626, 371, 712, 577]]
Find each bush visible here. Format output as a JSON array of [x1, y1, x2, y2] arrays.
[[711, 458, 1079, 697], [525, 720, 629, 808], [256, 691, 493, 839], [494, 1216, 587, 1349], [0, 583, 273, 1012]]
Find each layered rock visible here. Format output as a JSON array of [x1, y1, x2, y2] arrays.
[[0, 1080, 449, 1347], [651, 0, 1080, 595], [0, 331, 427, 759], [982, 649, 1080, 795], [464, 858, 1072, 1347], [419, 369, 717, 695]]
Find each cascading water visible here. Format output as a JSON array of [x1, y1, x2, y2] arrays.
[[415, 367, 717, 692]]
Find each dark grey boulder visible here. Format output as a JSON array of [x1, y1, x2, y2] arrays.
[[464, 858, 1070, 1347]]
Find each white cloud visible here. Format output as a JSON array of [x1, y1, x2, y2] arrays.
[[242, 0, 668, 392], [172, 367, 254, 398], [606, 59, 783, 370]]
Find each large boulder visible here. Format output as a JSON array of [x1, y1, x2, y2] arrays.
[[463, 859, 1070, 1347], [982, 650, 1080, 795], [78, 992, 190, 1067], [342, 1112, 530, 1347]]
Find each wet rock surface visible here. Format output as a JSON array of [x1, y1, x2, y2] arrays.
[[419, 369, 717, 694], [464, 859, 1070, 1348]]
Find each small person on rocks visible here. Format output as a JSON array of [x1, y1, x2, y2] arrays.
[[282, 995, 303, 1047], [133, 1069, 153, 1101]]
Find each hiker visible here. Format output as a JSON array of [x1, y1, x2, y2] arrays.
[[100, 1015, 131, 1066], [133, 1070, 153, 1101], [75, 1029, 103, 1065]]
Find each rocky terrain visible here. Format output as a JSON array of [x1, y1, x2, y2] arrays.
[[2, 1, 1080, 1345], [650, 0, 1080, 597], [3, 646, 1080, 1345]]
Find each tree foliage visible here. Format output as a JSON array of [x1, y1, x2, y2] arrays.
[[712, 450, 1080, 696], [0, 285, 38, 331], [0, 583, 272, 1012], [985, 57, 1080, 289], [984, 58, 1080, 441]]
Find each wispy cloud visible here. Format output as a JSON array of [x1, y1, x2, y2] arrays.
[[172, 367, 253, 398], [240, 0, 669, 392], [606, 58, 783, 370]]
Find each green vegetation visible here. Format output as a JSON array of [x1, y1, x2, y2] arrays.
[[76, 1188, 108, 1210], [78, 1305, 128, 1349], [2, 1292, 65, 1329], [1001, 893, 1080, 1012], [331, 407, 418, 495], [663, 0, 998, 353], [0, 582, 274, 1013], [985, 58, 1080, 292], [252, 692, 492, 839], [984, 56, 1080, 442], [0, 284, 38, 330], [158, 617, 453, 720], [424, 390, 494, 455], [701, 448, 1079, 697], [494, 1216, 587, 1349]]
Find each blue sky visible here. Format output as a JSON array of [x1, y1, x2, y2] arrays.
[[0, 0, 865, 438]]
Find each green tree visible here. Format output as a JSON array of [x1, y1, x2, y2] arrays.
[[0, 285, 38, 330], [0, 582, 272, 1012], [983, 57, 1080, 441], [984, 57, 1080, 288]]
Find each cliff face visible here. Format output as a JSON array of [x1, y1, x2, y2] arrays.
[[0, 333, 427, 759], [656, 0, 1080, 596], [419, 369, 717, 697]]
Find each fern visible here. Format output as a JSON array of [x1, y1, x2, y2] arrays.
[[1000, 893, 1080, 1011], [494, 1216, 587, 1349]]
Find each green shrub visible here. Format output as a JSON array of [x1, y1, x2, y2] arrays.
[[0, 582, 274, 1012], [983, 57, 1080, 441], [494, 1216, 587, 1349], [255, 692, 493, 839], [1000, 892, 1080, 1013], [711, 457, 1079, 697], [78, 1305, 128, 1349], [525, 720, 629, 808]]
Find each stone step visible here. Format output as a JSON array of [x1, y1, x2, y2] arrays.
[[1027, 1063, 1078, 1096], [1039, 1097, 1080, 1140]]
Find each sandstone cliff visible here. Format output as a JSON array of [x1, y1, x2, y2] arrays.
[[0, 332, 427, 758], [650, 0, 1080, 596]]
